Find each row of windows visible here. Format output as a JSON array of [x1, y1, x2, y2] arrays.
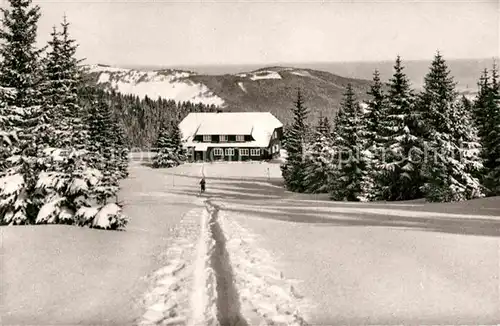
[[213, 148, 260, 156], [203, 135, 245, 142]]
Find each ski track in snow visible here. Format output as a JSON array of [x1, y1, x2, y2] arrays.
[[217, 208, 313, 325], [189, 206, 218, 325], [138, 199, 219, 326]]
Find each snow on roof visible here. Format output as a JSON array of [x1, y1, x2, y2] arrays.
[[179, 112, 283, 149]]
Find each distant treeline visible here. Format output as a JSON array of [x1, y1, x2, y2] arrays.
[[87, 89, 221, 148]]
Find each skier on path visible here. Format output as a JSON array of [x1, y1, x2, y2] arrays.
[[199, 177, 206, 195]]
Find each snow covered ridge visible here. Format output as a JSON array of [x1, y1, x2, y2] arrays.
[[235, 67, 319, 81], [248, 70, 282, 81], [88, 64, 225, 106], [236, 68, 284, 81]]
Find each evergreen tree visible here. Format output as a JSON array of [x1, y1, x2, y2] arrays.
[[43, 20, 86, 149], [112, 120, 129, 179], [316, 114, 331, 136], [281, 123, 291, 149], [378, 56, 422, 201], [302, 130, 336, 194], [152, 121, 185, 168], [461, 95, 472, 114], [365, 70, 386, 144], [86, 94, 122, 204], [0, 87, 17, 168], [473, 69, 491, 136], [0, 0, 51, 224], [364, 70, 388, 199], [57, 16, 86, 149], [302, 114, 334, 193], [474, 64, 500, 195], [43, 26, 63, 128], [0, 0, 43, 108], [329, 84, 372, 201], [419, 52, 483, 201], [281, 89, 309, 192]]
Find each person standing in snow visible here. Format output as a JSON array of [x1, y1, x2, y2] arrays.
[[199, 177, 206, 195]]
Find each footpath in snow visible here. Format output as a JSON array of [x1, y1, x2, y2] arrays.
[[139, 195, 313, 326], [213, 201, 313, 325]]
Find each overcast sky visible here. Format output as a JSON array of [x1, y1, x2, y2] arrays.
[[34, 0, 499, 67]]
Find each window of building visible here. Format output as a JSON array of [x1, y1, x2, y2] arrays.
[[225, 148, 234, 156], [239, 148, 249, 156], [236, 135, 245, 142], [203, 135, 211, 142], [250, 148, 260, 156], [213, 148, 223, 156], [220, 135, 228, 142]]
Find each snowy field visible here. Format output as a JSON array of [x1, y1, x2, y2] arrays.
[[3, 159, 500, 324], [173, 162, 500, 324], [2, 163, 205, 324]]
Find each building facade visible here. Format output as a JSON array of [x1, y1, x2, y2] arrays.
[[179, 112, 283, 162]]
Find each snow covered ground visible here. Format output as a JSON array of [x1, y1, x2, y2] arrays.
[[249, 70, 282, 81], [3, 160, 500, 325], [2, 162, 206, 324], [183, 162, 500, 324], [237, 81, 247, 93]]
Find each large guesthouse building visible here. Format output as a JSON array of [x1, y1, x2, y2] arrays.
[[179, 112, 283, 161]]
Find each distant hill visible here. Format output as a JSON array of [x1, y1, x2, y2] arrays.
[[134, 58, 497, 92], [88, 59, 491, 125], [87, 64, 375, 124]]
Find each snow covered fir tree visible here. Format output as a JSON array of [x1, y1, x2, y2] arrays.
[[363, 69, 388, 200], [281, 89, 309, 192], [152, 120, 186, 168], [473, 64, 500, 196], [328, 84, 373, 201], [376, 56, 423, 201], [302, 114, 334, 194], [0, 0, 128, 228], [418, 52, 483, 201]]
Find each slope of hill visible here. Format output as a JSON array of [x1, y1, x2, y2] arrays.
[[189, 66, 374, 123], [88, 64, 375, 124], [89, 64, 225, 107], [156, 58, 496, 93]]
